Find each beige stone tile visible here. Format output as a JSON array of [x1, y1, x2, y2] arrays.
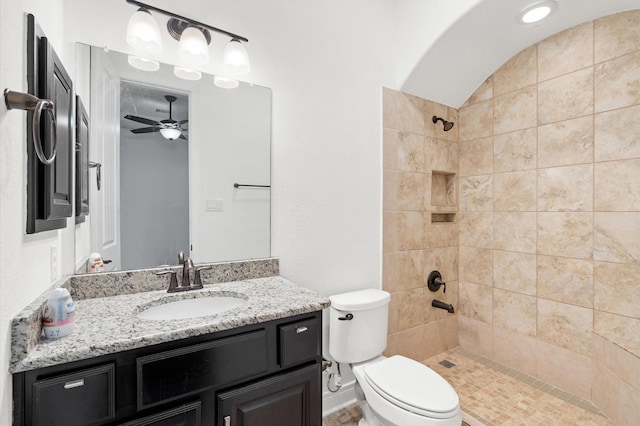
[[593, 332, 619, 375], [539, 22, 593, 82], [397, 288, 427, 330], [385, 325, 426, 360], [494, 45, 537, 96], [423, 99, 448, 138], [538, 116, 594, 168], [444, 315, 459, 349], [493, 170, 537, 211], [445, 107, 459, 143], [425, 137, 458, 174], [494, 127, 537, 172], [397, 131, 424, 172], [383, 170, 398, 211], [398, 91, 425, 135], [397, 211, 425, 251], [459, 281, 492, 323], [595, 158, 640, 211], [595, 311, 640, 356], [425, 279, 457, 324], [383, 87, 399, 130], [424, 216, 458, 249], [595, 105, 640, 162], [492, 250, 536, 296], [537, 255, 593, 308], [383, 128, 398, 170], [382, 250, 423, 293], [459, 212, 492, 249], [493, 289, 536, 337], [459, 246, 493, 286], [383, 212, 399, 253], [538, 164, 594, 212], [459, 137, 493, 176], [493, 212, 537, 253], [430, 172, 456, 207], [595, 9, 640, 64], [536, 340, 592, 400], [594, 261, 640, 318], [493, 326, 537, 376], [618, 381, 640, 426], [460, 175, 492, 211], [538, 298, 593, 356], [458, 315, 492, 357], [595, 50, 640, 113], [459, 99, 493, 142], [538, 67, 594, 125], [617, 343, 640, 390], [494, 86, 537, 134], [538, 212, 593, 259], [421, 320, 455, 359], [423, 246, 458, 282], [397, 171, 424, 211], [592, 364, 621, 424], [594, 212, 640, 264], [463, 75, 493, 107], [387, 292, 400, 334]]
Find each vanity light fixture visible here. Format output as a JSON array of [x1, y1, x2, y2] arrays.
[[518, 1, 558, 24], [174, 66, 202, 81], [125, 0, 250, 75], [128, 55, 160, 71], [214, 75, 240, 89]]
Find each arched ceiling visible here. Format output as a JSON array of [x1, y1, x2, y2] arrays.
[[399, 0, 640, 108]]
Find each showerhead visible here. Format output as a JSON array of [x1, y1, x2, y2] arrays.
[[432, 115, 454, 132]]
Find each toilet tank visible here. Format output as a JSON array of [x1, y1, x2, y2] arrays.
[[329, 289, 390, 363]]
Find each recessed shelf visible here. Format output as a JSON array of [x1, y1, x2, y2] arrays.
[[431, 213, 456, 223], [431, 171, 456, 207]]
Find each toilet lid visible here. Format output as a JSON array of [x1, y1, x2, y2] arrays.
[[363, 356, 459, 418]]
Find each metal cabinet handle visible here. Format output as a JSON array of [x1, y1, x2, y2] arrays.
[[296, 326, 308, 333], [89, 161, 101, 191], [63, 378, 85, 389], [224, 415, 231, 426]]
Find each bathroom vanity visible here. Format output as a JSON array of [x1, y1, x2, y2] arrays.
[[10, 259, 330, 426]]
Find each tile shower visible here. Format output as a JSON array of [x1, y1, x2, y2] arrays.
[[382, 9, 640, 426]]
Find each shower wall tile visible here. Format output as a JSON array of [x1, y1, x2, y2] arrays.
[[383, 128, 398, 170], [445, 107, 459, 143], [463, 75, 493, 107], [537, 255, 593, 308], [459, 137, 493, 176], [493, 212, 537, 253], [493, 170, 536, 212], [425, 137, 458, 173], [459, 175, 493, 211], [493, 86, 537, 135], [537, 212, 593, 259], [424, 218, 458, 249], [459, 212, 492, 249], [397, 288, 427, 330], [537, 164, 593, 212], [459, 281, 492, 323], [595, 311, 640, 356], [387, 292, 399, 334], [594, 158, 640, 211], [397, 211, 425, 250], [493, 45, 537, 96], [538, 21, 593, 82], [423, 247, 459, 282], [592, 364, 622, 425], [538, 67, 593, 124], [383, 212, 399, 253], [397, 131, 424, 172], [492, 327, 537, 377], [459, 246, 493, 286], [383, 251, 423, 293], [398, 92, 425, 135], [493, 289, 537, 337], [493, 250, 537, 296], [397, 171, 425, 210], [594, 50, 640, 113], [458, 315, 492, 358], [458, 99, 493, 141], [594, 212, 640, 264], [595, 105, 640, 162], [536, 341, 592, 400], [382, 171, 398, 211], [493, 128, 537, 172], [537, 298, 593, 356], [594, 9, 640, 63], [594, 262, 640, 318], [538, 116, 594, 168], [424, 98, 448, 138]]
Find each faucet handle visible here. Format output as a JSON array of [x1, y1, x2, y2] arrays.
[[157, 270, 178, 293], [193, 265, 212, 289]]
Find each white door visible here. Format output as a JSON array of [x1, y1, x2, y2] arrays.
[[90, 48, 121, 271]]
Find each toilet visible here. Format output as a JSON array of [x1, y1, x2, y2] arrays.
[[329, 289, 461, 426]]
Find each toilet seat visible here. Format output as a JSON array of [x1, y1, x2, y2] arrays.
[[362, 356, 459, 419]]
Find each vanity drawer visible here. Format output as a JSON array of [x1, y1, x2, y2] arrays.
[[32, 363, 115, 426], [137, 329, 268, 409], [278, 317, 321, 369]]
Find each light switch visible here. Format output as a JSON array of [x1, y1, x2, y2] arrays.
[[205, 199, 223, 212]]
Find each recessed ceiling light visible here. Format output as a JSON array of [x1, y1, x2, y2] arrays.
[[518, 1, 557, 24]]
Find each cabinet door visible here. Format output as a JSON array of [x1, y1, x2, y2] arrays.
[[120, 401, 201, 426], [217, 364, 320, 426]]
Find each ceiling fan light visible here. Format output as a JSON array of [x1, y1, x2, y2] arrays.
[[223, 38, 250, 76], [159, 127, 182, 140], [174, 66, 202, 81], [128, 55, 160, 71], [126, 9, 162, 53], [214, 75, 239, 89], [179, 26, 210, 66]]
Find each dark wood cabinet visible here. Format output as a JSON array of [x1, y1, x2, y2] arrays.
[[13, 311, 322, 426]]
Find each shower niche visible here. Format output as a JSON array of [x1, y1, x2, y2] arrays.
[[431, 171, 456, 223]]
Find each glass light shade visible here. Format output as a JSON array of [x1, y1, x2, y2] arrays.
[[519, 1, 557, 23], [223, 39, 250, 76], [160, 128, 182, 140], [126, 9, 162, 53], [128, 55, 160, 71], [174, 66, 202, 81], [214, 75, 239, 89], [178, 27, 210, 66]]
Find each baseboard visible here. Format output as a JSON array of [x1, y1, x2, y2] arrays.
[[322, 379, 357, 417]]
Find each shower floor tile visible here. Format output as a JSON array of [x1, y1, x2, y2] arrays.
[[322, 348, 614, 426]]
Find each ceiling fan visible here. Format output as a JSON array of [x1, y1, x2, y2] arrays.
[[124, 95, 188, 141]]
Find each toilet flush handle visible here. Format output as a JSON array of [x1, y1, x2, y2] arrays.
[[338, 313, 354, 321]]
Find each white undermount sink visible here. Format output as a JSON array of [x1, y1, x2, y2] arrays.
[[136, 295, 247, 320]]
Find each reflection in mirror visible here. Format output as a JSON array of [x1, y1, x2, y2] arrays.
[[74, 44, 271, 274]]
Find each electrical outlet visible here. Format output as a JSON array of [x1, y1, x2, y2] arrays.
[[50, 245, 58, 281]]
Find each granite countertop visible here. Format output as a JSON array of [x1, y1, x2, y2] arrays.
[[10, 275, 330, 373]]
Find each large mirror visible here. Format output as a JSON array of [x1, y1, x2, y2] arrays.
[[74, 44, 271, 273]]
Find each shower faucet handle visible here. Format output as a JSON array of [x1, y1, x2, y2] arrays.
[[427, 270, 446, 293]]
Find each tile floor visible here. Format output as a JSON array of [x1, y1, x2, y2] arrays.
[[322, 347, 614, 426]]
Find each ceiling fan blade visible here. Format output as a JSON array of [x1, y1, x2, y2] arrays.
[[131, 127, 159, 134], [124, 115, 161, 126], [179, 134, 187, 140]]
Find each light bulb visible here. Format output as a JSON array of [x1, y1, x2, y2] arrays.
[[126, 9, 162, 53], [160, 128, 182, 140], [179, 27, 210, 66], [223, 39, 250, 76]]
